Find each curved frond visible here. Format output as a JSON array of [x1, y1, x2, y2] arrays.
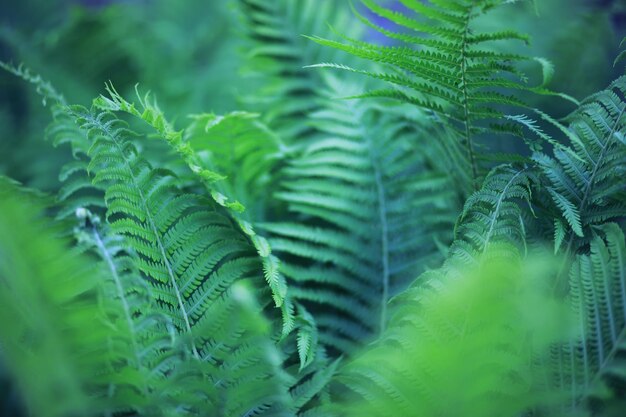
[[309, 0, 565, 190]]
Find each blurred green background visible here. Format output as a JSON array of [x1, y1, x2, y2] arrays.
[[0, 0, 624, 188]]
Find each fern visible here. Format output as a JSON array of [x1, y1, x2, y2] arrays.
[[2, 4, 626, 417], [308, 0, 568, 191], [183, 111, 284, 219], [450, 164, 533, 264], [504, 58, 626, 413], [92, 85, 291, 318], [91, 85, 351, 415], [66, 106, 293, 415], [532, 76, 626, 413], [325, 250, 571, 417], [262, 75, 458, 355], [238, 0, 354, 148], [0, 182, 219, 417], [533, 76, 626, 261], [558, 224, 626, 414]]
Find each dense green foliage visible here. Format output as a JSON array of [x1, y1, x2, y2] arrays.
[[0, 0, 625, 416]]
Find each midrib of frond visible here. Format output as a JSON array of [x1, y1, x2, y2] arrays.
[[555, 105, 626, 291], [590, 327, 626, 389], [482, 168, 526, 254], [91, 116, 200, 359], [459, 6, 478, 191], [91, 226, 142, 369], [353, 106, 390, 336], [590, 234, 626, 386], [577, 106, 626, 216]]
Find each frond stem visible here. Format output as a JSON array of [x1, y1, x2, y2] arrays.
[[88, 113, 200, 359], [459, 7, 478, 191], [91, 226, 143, 369], [350, 100, 391, 335], [482, 168, 527, 254], [361, 114, 391, 336]]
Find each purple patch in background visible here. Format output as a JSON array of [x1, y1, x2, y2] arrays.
[[79, 0, 144, 10], [80, 0, 115, 8], [360, 0, 410, 45]]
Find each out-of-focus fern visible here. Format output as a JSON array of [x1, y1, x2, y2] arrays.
[[324, 250, 572, 417], [0, 183, 217, 417], [614, 37, 626, 71], [308, 0, 568, 191], [238, 0, 354, 148]]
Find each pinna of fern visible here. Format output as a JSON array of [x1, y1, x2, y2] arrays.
[[307, 0, 572, 192]]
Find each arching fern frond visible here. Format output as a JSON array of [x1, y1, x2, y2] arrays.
[[308, 0, 567, 190], [526, 76, 626, 272], [183, 111, 284, 221], [66, 106, 294, 415], [513, 71, 626, 414], [92, 85, 292, 333]]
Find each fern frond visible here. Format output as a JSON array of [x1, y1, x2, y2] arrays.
[[263, 75, 458, 354], [526, 76, 626, 265], [309, 0, 563, 190], [509, 71, 626, 413], [184, 111, 284, 220], [93, 85, 290, 316], [327, 251, 572, 417], [65, 106, 294, 414], [0, 184, 218, 417], [450, 164, 532, 265], [556, 224, 626, 413]]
